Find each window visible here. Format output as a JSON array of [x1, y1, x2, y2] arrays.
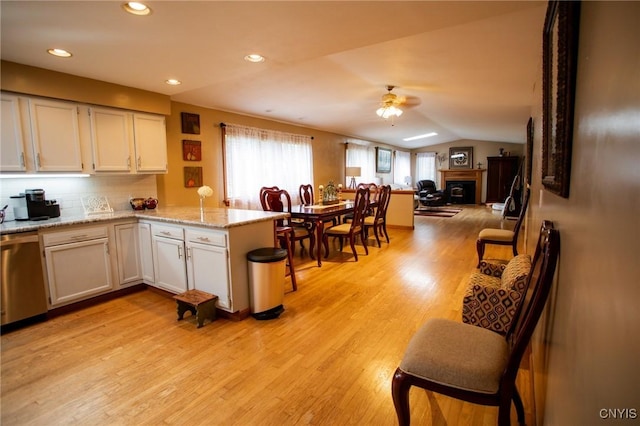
[[416, 152, 437, 182], [223, 123, 313, 209], [394, 150, 411, 185], [346, 141, 375, 184]]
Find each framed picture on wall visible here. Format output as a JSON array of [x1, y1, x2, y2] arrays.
[[525, 117, 534, 185], [182, 140, 201, 161], [376, 147, 392, 173], [449, 147, 473, 169], [181, 112, 201, 135], [542, 0, 580, 198], [184, 166, 203, 187]]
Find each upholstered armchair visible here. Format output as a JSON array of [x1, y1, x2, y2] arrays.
[[462, 254, 532, 335], [416, 179, 445, 207]]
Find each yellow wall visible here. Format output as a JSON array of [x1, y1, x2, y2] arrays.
[[159, 101, 355, 208], [1, 60, 170, 115]]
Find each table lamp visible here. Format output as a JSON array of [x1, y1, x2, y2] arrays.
[[346, 166, 361, 189]]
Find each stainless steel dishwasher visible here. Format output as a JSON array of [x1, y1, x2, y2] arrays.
[[1, 231, 48, 325]]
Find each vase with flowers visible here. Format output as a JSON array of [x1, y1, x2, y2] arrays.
[[197, 185, 213, 221]]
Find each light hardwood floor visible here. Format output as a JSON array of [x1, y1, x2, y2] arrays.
[[1, 205, 532, 426]]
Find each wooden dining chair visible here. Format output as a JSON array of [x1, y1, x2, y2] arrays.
[[392, 222, 559, 426], [477, 188, 531, 267], [260, 188, 314, 291], [322, 186, 370, 261], [364, 184, 391, 247], [343, 182, 378, 223], [298, 184, 314, 205]]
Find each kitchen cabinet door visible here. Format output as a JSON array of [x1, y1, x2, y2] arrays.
[[90, 107, 134, 172], [152, 235, 188, 294], [29, 98, 83, 172], [114, 223, 143, 286], [186, 241, 231, 310], [133, 113, 167, 173], [45, 237, 113, 306], [138, 222, 155, 283], [0, 93, 27, 172]]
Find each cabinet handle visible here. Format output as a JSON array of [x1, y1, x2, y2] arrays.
[[137, 156, 141, 169], [186, 247, 191, 260], [160, 231, 171, 236], [197, 237, 211, 242], [127, 156, 131, 169], [20, 152, 25, 167], [36, 153, 41, 168], [70, 234, 89, 240], [178, 245, 183, 259]]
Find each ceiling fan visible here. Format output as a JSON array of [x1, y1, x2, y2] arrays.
[[376, 85, 420, 119]]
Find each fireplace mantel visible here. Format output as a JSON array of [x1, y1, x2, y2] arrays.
[[440, 169, 486, 204]]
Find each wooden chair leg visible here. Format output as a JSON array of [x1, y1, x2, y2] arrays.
[[349, 235, 358, 261], [373, 224, 381, 248], [513, 386, 525, 425], [476, 239, 485, 267], [361, 230, 368, 255], [391, 368, 411, 426]]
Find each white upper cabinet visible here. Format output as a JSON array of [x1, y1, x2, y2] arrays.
[[0, 93, 27, 172], [89, 107, 134, 173], [133, 113, 167, 173], [29, 97, 83, 172]]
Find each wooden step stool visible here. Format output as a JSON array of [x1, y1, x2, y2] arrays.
[[173, 289, 218, 328]]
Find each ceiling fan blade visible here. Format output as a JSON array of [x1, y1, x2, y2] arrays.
[[398, 95, 421, 108]]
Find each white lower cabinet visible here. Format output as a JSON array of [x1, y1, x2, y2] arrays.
[[185, 228, 231, 310], [42, 225, 113, 307], [114, 222, 143, 286], [151, 224, 188, 294], [138, 222, 155, 283], [147, 222, 232, 310]]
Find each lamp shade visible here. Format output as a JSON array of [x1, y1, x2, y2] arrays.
[[345, 167, 361, 177]]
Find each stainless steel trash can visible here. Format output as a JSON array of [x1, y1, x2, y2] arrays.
[[247, 247, 287, 320]]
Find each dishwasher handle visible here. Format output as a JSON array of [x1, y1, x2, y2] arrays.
[[1, 234, 39, 246]]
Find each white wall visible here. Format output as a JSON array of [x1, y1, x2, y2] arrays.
[[527, 2, 640, 423]]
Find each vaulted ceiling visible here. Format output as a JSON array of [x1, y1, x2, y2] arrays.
[[1, 1, 547, 149]]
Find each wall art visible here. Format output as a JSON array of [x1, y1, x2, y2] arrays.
[[181, 112, 201, 135], [542, 0, 580, 198], [184, 166, 203, 188], [182, 140, 201, 161]]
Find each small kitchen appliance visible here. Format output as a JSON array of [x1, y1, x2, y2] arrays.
[[13, 189, 61, 221]]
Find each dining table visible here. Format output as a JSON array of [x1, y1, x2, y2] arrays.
[[290, 200, 374, 267]]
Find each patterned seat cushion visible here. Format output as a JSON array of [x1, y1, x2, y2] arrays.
[[462, 254, 532, 334]]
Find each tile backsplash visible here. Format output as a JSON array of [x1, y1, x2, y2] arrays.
[[0, 175, 157, 221]]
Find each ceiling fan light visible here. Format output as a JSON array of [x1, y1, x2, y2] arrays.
[[376, 105, 402, 119]]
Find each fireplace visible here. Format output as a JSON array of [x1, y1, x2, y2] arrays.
[[446, 181, 477, 204], [440, 169, 485, 205]]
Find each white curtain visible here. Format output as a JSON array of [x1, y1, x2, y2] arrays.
[[346, 141, 375, 184], [224, 123, 313, 209], [416, 152, 437, 182], [394, 150, 411, 185]]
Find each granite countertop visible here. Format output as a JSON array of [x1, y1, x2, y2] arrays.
[[0, 207, 289, 235]]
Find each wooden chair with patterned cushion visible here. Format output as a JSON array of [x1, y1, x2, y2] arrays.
[[364, 184, 391, 247], [476, 188, 530, 267], [392, 221, 558, 426], [322, 186, 370, 261]]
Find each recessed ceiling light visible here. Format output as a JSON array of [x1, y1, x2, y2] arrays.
[[122, 2, 151, 16], [403, 132, 438, 142], [244, 54, 265, 63], [165, 79, 182, 86], [47, 48, 72, 58]]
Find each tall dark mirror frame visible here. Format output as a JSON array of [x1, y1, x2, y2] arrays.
[[542, 0, 580, 198]]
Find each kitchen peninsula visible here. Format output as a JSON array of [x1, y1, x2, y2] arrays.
[[1, 208, 288, 324]]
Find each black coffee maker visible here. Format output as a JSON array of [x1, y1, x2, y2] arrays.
[[25, 189, 60, 220]]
